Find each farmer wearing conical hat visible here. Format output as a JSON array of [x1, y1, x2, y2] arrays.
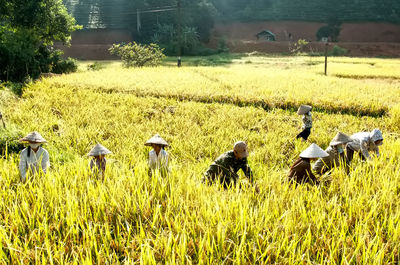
[[88, 143, 112, 178], [145, 134, 169, 177], [18, 131, 50, 182], [313, 132, 353, 175], [203, 141, 255, 189], [346, 128, 383, 162], [296, 105, 312, 141], [288, 143, 329, 185]]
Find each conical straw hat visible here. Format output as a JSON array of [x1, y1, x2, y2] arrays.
[[88, 143, 112, 156], [297, 105, 312, 115], [370, 128, 383, 142], [145, 134, 169, 147], [19, 131, 47, 143], [330, 132, 353, 146], [299, 143, 329, 158]]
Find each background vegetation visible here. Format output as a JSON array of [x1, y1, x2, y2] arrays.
[[0, 56, 399, 263], [0, 0, 80, 82], [63, 0, 400, 36]]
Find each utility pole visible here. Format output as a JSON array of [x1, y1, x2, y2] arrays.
[[324, 42, 328, 76], [137, 9, 141, 34], [177, 0, 182, 67]]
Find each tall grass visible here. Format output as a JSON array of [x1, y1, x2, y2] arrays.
[[42, 57, 400, 116], [0, 56, 399, 263]]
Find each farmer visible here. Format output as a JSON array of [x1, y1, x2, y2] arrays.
[[145, 134, 169, 177], [288, 143, 329, 185], [88, 143, 112, 178], [203, 141, 254, 189], [296, 105, 312, 141], [18, 131, 50, 183], [313, 132, 353, 175], [346, 129, 383, 162]]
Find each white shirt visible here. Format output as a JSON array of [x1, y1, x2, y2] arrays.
[[19, 147, 50, 181], [149, 149, 169, 172], [348, 132, 380, 160]]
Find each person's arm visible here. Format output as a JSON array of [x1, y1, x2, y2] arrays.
[[241, 162, 254, 184], [19, 151, 27, 182], [306, 165, 319, 184], [312, 158, 325, 175], [148, 151, 156, 169], [41, 150, 50, 174], [360, 140, 371, 160], [308, 170, 319, 184], [374, 146, 380, 157], [89, 159, 95, 171], [164, 151, 169, 168], [203, 164, 219, 183]]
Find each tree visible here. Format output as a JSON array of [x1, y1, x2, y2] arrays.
[[0, 0, 80, 82], [109, 42, 166, 67]]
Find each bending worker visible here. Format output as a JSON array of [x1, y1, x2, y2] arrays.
[[288, 143, 329, 185], [19, 131, 50, 182], [346, 128, 383, 162], [313, 132, 353, 175], [88, 143, 112, 179], [203, 141, 254, 189]]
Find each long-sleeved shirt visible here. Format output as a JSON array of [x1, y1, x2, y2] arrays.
[[148, 149, 169, 177], [302, 112, 312, 129], [313, 146, 346, 174], [19, 147, 50, 182], [204, 150, 253, 188], [347, 132, 381, 160], [89, 157, 106, 177], [288, 157, 319, 185]]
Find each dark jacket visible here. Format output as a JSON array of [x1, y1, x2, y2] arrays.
[[288, 157, 319, 185], [204, 150, 253, 188]]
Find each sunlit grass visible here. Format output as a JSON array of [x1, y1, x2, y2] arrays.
[[0, 56, 400, 263]]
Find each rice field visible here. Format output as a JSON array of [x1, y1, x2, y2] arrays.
[[0, 55, 400, 264]]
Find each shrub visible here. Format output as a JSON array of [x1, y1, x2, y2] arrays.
[[217, 38, 229, 53], [289, 39, 310, 54], [328, 45, 348, 56], [87, 62, 104, 71], [0, 126, 25, 155], [52, 57, 78, 74], [109, 42, 166, 67]]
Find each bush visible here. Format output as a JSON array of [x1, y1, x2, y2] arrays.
[[0, 126, 25, 155], [217, 38, 229, 53], [289, 39, 310, 54], [52, 57, 78, 74], [109, 42, 166, 67], [87, 62, 104, 71], [328, 45, 348, 56]]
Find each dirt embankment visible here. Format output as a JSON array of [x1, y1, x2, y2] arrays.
[[54, 29, 133, 60], [56, 21, 400, 59], [209, 21, 400, 57]]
